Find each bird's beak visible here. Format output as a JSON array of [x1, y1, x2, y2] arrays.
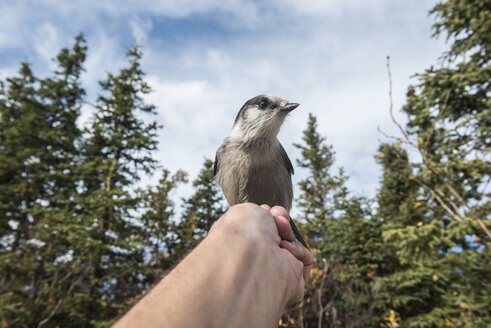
[[280, 103, 299, 112]]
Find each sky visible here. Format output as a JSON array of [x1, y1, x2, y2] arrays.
[[0, 0, 449, 208]]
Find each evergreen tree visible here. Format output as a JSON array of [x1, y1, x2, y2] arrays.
[[173, 159, 225, 260], [282, 112, 337, 327], [376, 144, 423, 228], [321, 170, 384, 328], [375, 144, 441, 327], [74, 45, 161, 327], [182, 159, 225, 234], [140, 169, 187, 275], [0, 37, 179, 328], [380, 0, 490, 326], [294, 113, 336, 242], [0, 35, 87, 327], [284, 114, 385, 328], [0, 63, 41, 246]]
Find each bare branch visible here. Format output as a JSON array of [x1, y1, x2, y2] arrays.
[[299, 304, 305, 328], [386, 56, 413, 145], [435, 188, 466, 219], [413, 177, 462, 222], [377, 126, 401, 142], [317, 258, 329, 328], [384, 58, 489, 237], [414, 132, 491, 237], [477, 219, 491, 239], [37, 297, 65, 328], [386, 145, 423, 167], [37, 272, 82, 328]]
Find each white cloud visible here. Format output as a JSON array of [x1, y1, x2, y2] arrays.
[[0, 66, 18, 80], [130, 16, 153, 44], [82, 31, 127, 90], [0, 4, 22, 49], [34, 22, 64, 71], [271, 0, 385, 16], [145, 76, 230, 174], [24, 0, 251, 20], [1, 0, 448, 205]]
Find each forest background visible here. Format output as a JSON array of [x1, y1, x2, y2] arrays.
[[0, 0, 489, 327]]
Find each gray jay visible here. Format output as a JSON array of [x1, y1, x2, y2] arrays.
[[214, 94, 308, 248]]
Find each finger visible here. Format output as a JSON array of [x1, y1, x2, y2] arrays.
[[270, 207, 299, 243], [279, 239, 313, 282], [260, 204, 271, 211], [278, 248, 305, 305], [270, 206, 289, 220], [273, 215, 296, 242], [287, 277, 305, 306], [303, 258, 313, 283]]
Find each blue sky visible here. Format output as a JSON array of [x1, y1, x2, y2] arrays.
[[0, 0, 448, 207]]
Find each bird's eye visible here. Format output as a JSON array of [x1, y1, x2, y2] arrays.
[[259, 99, 269, 109]]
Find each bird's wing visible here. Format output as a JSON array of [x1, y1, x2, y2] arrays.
[[279, 143, 294, 176], [214, 154, 219, 177]]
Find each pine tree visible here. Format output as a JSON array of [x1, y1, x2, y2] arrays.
[[375, 144, 440, 327], [294, 113, 336, 242], [0, 63, 41, 246], [0, 35, 88, 327], [303, 169, 384, 328], [283, 114, 385, 327], [74, 45, 161, 327], [140, 169, 187, 275], [173, 159, 225, 260], [0, 62, 46, 327], [380, 0, 491, 326], [182, 159, 225, 234], [282, 112, 337, 327], [376, 144, 423, 228], [0, 37, 176, 328]]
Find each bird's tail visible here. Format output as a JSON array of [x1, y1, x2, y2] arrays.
[[289, 218, 309, 250]]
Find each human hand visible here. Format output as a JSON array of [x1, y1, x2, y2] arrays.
[[115, 203, 313, 328], [210, 203, 312, 307], [260, 205, 313, 305]]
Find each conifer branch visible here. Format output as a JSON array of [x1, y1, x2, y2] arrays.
[[385, 56, 490, 238], [423, 62, 466, 150]]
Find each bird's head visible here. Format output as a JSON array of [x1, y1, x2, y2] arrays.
[[229, 94, 299, 142]]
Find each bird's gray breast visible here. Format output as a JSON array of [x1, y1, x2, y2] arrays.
[[215, 140, 293, 211]]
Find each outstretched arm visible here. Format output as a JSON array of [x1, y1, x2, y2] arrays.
[[114, 203, 312, 328]]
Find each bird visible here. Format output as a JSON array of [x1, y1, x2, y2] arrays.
[[214, 94, 309, 248]]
